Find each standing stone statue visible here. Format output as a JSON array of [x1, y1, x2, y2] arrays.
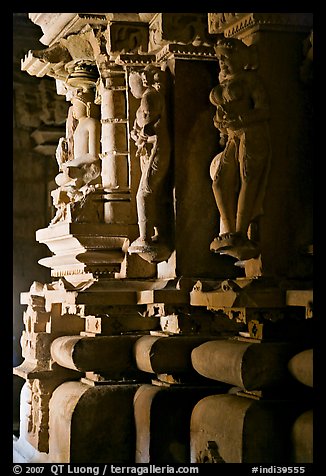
[[51, 89, 101, 224], [128, 65, 172, 263], [209, 37, 271, 261]]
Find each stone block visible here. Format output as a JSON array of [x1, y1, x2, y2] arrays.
[[20, 331, 53, 364], [191, 339, 300, 390], [190, 279, 285, 309], [190, 394, 303, 463], [134, 335, 218, 376], [288, 349, 313, 388], [48, 381, 140, 463], [137, 289, 189, 305], [16, 367, 82, 454], [84, 313, 160, 335], [51, 335, 142, 379], [134, 384, 227, 463], [286, 289, 313, 318], [159, 309, 246, 335], [290, 409, 313, 463], [23, 308, 50, 333]]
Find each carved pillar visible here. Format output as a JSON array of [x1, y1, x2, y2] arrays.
[[97, 67, 130, 224], [13, 13, 313, 465]]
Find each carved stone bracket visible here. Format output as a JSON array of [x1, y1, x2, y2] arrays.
[[29, 13, 107, 47]]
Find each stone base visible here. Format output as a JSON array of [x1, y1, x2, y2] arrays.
[[190, 394, 305, 463], [134, 384, 228, 463], [48, 381, 141, 463], [13, 436, 49, 464], [291, 409, 313, 463]]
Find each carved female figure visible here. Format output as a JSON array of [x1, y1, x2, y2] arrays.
[[209, 37, 271, 261], [51, 89, 101, 224], [128, 65, 171, 262]]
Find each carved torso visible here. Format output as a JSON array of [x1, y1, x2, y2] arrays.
[[136, 87, 164, 136], [73, 116, 100, 159], [211, 76, 252, 120]]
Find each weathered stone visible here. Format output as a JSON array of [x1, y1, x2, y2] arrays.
[[290, 409, 313, 463], [134, 383, 227, 463], [134, 335, 218, 376], [191, 339, 300, 390], [137, 288, 189, 305], [14, 12, 313, 465], [207, 13, 313, 36], [190, 278, 285, 309], [159, 309, 245, 336], [48, 381, 140, 462], [190, 394, 304, 463], [16, 366, 82, 454], [84, 313, 160, 335], [51, 335, 142, 378], [288, 349, 313, 388], [286, 289, 313, 318]]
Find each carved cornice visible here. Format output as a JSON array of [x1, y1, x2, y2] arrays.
[[21, 29, 101, 83], [208, 13, 313, 37], [156, 43, 216, 63], [115, 53, 156, 67], [21, 49, 70, 80]]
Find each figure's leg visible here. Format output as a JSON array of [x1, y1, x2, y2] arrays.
[[211, 139, 239, 236], [214, 132, 270, 261], [236, 133, 269, 237], [136, 184, 153, 242]]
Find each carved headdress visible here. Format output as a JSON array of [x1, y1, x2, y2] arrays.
[[214, 37, 258, 71], [141, 64, 165, 92]]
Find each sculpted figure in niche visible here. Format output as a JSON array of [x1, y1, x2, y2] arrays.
[[209, 37, 271, 261], [51, 89, 101, 224], [128, 65, 171, 262]]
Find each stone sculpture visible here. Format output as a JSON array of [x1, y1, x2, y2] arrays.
[[128, 65, 171, 263], [209, 37, 271, 261], [51, 89, 101, 224]]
